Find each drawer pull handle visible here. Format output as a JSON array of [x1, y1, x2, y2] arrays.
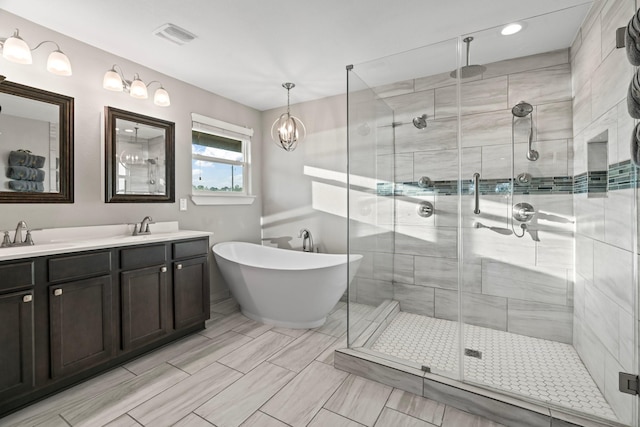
[[53, 289, 63, 296], [160, 266, 167, 273], [23, 294, 32, 303], [176, 264, 183, 270]]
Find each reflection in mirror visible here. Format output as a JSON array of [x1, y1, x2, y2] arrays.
[[0, 80, 74, 203], [105, 107, 174, 203]]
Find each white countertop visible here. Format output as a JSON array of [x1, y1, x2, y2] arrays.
[[0, 221, 213, 261]]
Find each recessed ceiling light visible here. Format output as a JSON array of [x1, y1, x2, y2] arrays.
[[124, 129, 134, 133], [501, 23, 523, 36]]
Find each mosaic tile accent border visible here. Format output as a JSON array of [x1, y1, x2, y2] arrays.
[[609, 160, 637, 191], [376, 160, 637, 196]]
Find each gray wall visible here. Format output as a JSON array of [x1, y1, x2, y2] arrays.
[[261, 93, 348, 254], [0, 11, 263, 300]]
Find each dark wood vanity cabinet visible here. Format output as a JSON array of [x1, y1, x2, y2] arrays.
[[48, 251, 114, 379], [49, 275, 114, 378], [0, 290, 35, 402], [121, 264, 169, 351], [0, 236, 210, 417], [173, 239, 209, 330], [0, 261, 36, 402]]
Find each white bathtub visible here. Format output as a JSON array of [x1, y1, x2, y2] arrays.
[[212, 242, 362, 328]]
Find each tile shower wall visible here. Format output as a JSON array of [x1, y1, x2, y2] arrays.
[[571, 0, 636, 424], [353, 48, 576, 345]]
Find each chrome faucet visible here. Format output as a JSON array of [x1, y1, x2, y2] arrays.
[[1, 221, 34, 248], [133, 216, 154, 235], [299, 228, 314, 252]]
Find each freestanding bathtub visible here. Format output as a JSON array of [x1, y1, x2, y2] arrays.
[[212, 241, 362, 328]]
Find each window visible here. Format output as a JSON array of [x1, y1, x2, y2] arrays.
[[190, 113, 254, 205], [192, 131, 246, 193]]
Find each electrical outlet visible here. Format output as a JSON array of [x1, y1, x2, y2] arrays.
[[179, 198, 187, 211]]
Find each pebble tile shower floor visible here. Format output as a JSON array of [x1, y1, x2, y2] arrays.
[[370, 311, 617, 421]]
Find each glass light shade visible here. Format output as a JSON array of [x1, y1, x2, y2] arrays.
[[46, 50, 72, 76], [103, 70, 124, 91], [271, 113, 306, 151], [153, 87, 171, 106], [129, 77, 148, 99], [2, 33, 32, 64]]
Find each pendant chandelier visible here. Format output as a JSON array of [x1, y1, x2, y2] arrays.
[[271, 82, 306, 151]]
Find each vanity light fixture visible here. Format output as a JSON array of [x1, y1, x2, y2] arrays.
[[0, 28, 72, 76], [271, 82, 306, 151], [102, 64, 171, 107]]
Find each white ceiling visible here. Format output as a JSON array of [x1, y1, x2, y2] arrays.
[[0, 0, 593, 111]]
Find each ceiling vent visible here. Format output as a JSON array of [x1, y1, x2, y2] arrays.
[[153, 23, 196, 46]]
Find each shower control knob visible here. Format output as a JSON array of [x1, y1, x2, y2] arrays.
[[417, 176, 432, 188], [417, 201, 434, 218], [513, 202, 536, 222]]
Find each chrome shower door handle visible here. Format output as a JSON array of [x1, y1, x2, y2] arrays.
[[473, 173, 480, 215]]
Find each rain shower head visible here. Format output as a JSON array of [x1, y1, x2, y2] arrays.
[[512, 101, 533, 117], [412, 114, 428, 129], [450, 37, 486, 79]]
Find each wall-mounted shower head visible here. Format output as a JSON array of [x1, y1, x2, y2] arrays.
[[450, 37, 487, 79], [412, 114, 428, 129], [512, 101, 533, 117]]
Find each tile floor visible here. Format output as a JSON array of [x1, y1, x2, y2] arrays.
[[0, 300, 507, 427], [371, 311, 617, 422]]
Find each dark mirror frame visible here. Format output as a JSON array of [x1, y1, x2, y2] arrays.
[[105, 106, 175, 203], [0, 81, 74, 203]]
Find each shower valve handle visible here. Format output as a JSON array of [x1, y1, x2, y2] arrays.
[[473, 173, 480, 215]]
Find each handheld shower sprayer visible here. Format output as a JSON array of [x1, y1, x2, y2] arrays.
[[511, 101, 538, 161]]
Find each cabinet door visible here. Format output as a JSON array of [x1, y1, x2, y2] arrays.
[[49, 276, 113, 379], [174, 256, 209, 329], [0, 291, 34, 400], [121, 265, 168, 351]]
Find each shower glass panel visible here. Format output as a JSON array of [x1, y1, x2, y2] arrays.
[[347, 2, 638, 426], [347, 37, 462, 382], [346, 64, 396, 347]]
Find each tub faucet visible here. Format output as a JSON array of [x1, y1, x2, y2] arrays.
[[299, 228, 314, 252], [133, 216, 154, 235]]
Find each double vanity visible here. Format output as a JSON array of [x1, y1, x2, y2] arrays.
[[0, 221, 211, 417]]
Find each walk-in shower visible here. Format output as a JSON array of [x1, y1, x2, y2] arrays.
[[346, 3, 638, 426]]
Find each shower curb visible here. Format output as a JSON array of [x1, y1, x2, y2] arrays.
[[334, 347, 626, 427]]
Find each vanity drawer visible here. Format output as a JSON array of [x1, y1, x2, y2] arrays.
[[0, 260, 35, 292], [173, 239, 208, 260], [120, 244, 166, 269], [48, 251, 112, 282]]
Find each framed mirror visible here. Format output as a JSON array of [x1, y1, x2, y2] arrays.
[[0, 80, 74, 203], [105, 107, 175, 203]]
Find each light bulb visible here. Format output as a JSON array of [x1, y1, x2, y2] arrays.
[[2, 30, 32, 64], [47, 50, 72, 76], [501, 23, 523, 36], [153, 87, 171, 106], [103, 69, 123, 91], [129, 76, 148, 99]]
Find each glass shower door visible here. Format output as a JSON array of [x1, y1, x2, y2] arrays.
[[459, 4, 638, 425]]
